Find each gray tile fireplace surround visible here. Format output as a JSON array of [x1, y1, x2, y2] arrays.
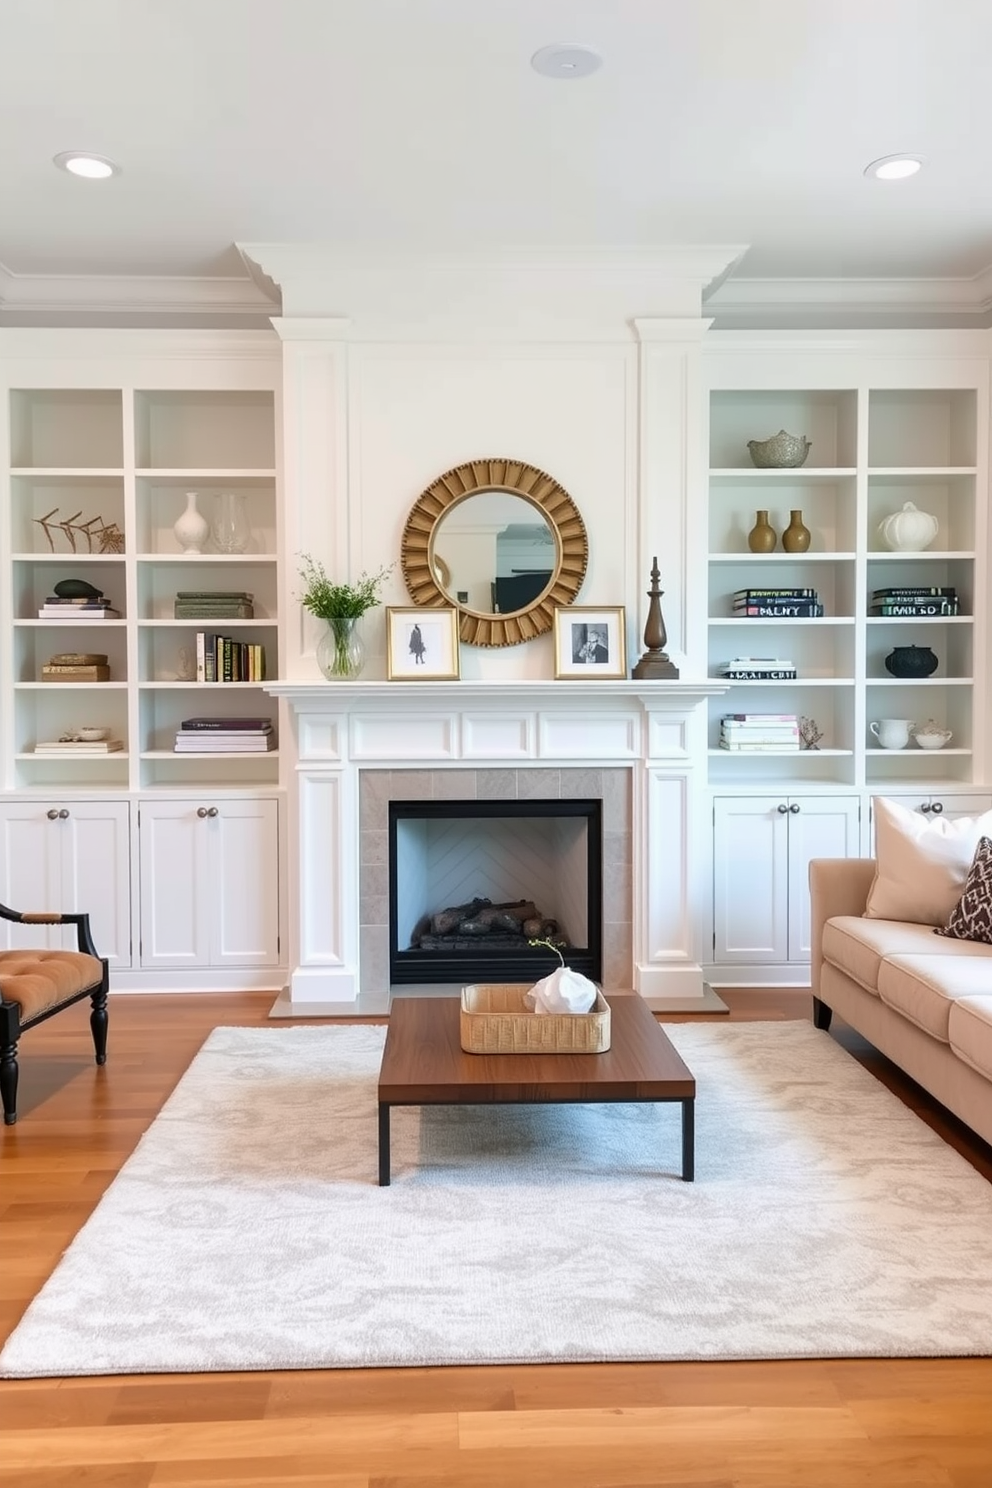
[[358, 766, 632, 999]]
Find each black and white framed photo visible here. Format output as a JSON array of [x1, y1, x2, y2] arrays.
[[386, 606, 460, 681], [553, 606, 626, 680]]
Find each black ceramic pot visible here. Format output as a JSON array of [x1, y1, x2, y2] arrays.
[[885, 645, 938, 678]]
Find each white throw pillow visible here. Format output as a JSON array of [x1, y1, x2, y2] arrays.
[[865, 797, 992, 924]]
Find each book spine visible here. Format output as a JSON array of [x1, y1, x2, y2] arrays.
[[195, 631, 205, 683], [724, 713, 798, 721], [871, 587, 956, 597], [734, 604, 823, 617], [733, 588, 817, 599], [870, 602, 958, 616], [721, 670, 798, 680]]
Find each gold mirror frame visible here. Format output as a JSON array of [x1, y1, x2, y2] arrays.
[[401, 457, 588, 648]]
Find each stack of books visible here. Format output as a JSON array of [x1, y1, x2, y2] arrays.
[[195, 633, 266, 682], [720, 714, 801, 752], [38, 592, 120, 619], [717, 656, 798, 681], [174, 717, 275, 753], [174, 590, 255, 620], [870, 586, 959, 616], [41, 652, 111, 682], [732, 587, 823, 617], [34, 738, 124, 756]]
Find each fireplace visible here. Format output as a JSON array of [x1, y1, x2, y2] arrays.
[[266, 679, 725, 1006], [389, 798, 602, 985]]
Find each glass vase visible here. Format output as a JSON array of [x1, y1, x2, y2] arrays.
[[316, 617, 365, 679], [211, 490, 251, 554]]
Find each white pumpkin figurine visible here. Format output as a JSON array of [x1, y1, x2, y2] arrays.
[[878, 501, 939, 552]]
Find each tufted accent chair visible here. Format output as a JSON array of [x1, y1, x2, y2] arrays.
[[0, 901, 109, 1125]]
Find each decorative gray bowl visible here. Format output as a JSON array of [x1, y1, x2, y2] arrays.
[[747, 430, 812, 468]]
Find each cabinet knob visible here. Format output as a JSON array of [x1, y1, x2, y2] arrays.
[[58, 808, 69, 820], [197, 807, 209, 818], [777, 803, 789, 814], [920, 803, 932, 813], [789, 802, 800, 814], [931, 800, 943, 814], [47, 807, 60, 820], [207, 806, 219, 818]]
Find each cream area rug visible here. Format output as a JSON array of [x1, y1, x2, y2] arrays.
[[3, 1021, 992, 1378]]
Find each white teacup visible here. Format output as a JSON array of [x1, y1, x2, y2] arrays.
[[870, 718, 914, 750]]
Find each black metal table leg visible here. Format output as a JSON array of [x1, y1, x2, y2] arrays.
[[378, 1102, 391, 1186], [681, 1098, 694, 1181]]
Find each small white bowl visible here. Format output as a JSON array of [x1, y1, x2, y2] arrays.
[[913, 733, 951, 750], [76, 726, 110, 742]]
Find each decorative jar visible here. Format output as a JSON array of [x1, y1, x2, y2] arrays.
[[877, 502, 939, 552], [747, 509, 777, 552], [211, 490, 251, 553], [746, 430, 812, 468], [912, 720, 953, 750], [781, 510, 811, 552], [173, 491, 209, 554], [316, 617, 365, 679], [884, 645, 938, 679]]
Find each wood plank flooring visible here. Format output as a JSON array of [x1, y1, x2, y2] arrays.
[[1, 990, 990, 1488]]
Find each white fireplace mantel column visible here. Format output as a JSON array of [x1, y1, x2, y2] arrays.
[[266, 679, 726, 1008]]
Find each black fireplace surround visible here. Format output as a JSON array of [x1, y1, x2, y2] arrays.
[[388, 798, 603, 986]]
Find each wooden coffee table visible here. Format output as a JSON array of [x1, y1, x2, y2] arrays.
[[377, 994, 696, 1185]]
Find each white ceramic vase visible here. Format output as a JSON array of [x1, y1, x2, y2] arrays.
[[174, 490, 209, 554], [877, 502, 939, 552]]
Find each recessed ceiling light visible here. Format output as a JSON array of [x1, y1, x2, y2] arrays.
[[864, 154, 923, 181], [531, 43, 603, 79], [53, 151, 121, 179]]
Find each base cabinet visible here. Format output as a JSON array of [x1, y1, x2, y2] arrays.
[[138, 797, 280, 970], [0, 799, 131, 966], [713, 795, 862, 966]]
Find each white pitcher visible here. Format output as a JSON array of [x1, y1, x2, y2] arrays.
[[870, 718, 914, 750]]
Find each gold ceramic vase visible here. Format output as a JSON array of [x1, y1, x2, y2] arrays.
[[747, 509, 777, 553], [781, 510, 811, 553]]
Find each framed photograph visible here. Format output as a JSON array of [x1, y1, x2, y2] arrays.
[[386, 607, 461, 681], [553, 606, 627, 680]]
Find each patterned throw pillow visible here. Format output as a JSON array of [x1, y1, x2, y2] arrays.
[[936, 836, 992, 943]]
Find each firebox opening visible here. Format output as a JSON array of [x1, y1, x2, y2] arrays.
[[388, 798, 603, 986]]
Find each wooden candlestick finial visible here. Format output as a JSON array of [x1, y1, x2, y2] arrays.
[[632, 557, 680, 679]]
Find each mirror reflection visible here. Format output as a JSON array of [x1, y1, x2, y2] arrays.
[[431, 492, 557, 616]]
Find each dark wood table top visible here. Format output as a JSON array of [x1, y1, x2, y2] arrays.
[[378, 994, 695, 1105]]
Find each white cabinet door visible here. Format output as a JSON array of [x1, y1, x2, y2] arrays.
[[138, 797, 279, 970], [713, 797, 789, 963], [0, 799, 131, 965], [868, 794, 992, 842], [210, 798, 280, 968], [786, 796, 861, 961]]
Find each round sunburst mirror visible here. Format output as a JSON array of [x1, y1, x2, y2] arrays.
[[400, 457, 588, 648]]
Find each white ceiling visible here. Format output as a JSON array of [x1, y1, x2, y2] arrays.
[[3, 0, 992, 327]]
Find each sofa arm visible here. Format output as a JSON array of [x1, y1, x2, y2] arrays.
[[808, 858, 876, 999]]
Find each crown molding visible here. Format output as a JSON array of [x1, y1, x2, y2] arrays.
[[705, 263, 992, 327], [0, 258, 280, 323]]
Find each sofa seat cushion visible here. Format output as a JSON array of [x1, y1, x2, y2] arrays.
[[876, 952, 992, 1042], [0, 950, 103, 1024], [948, 996, 992, 1081], [822, 916, 952, 993]]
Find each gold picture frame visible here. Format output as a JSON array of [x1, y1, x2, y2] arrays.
[[553, 606, 627, 680], [386, 607, 461, 681]]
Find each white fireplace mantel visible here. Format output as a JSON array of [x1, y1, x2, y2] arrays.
[[268, 679, 726, 1008]]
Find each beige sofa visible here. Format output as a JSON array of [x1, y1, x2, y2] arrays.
[[810, 857, 992, 1149]]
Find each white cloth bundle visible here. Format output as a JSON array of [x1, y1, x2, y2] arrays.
[[524, 966, 598, 1015]]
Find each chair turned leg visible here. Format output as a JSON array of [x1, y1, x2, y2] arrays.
[[90, 987, 108, 1066], [1, 1041, 18, 1125], [812, 995, 833, 1031]]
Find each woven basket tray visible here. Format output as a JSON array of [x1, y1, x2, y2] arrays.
[[460, 983, 611, 1054]]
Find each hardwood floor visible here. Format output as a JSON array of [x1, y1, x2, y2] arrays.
[[1, 989, 990, 1488]]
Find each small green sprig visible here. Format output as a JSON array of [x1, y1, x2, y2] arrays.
[[528, 937, 566, 967], [297, 553, 394, 620]]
